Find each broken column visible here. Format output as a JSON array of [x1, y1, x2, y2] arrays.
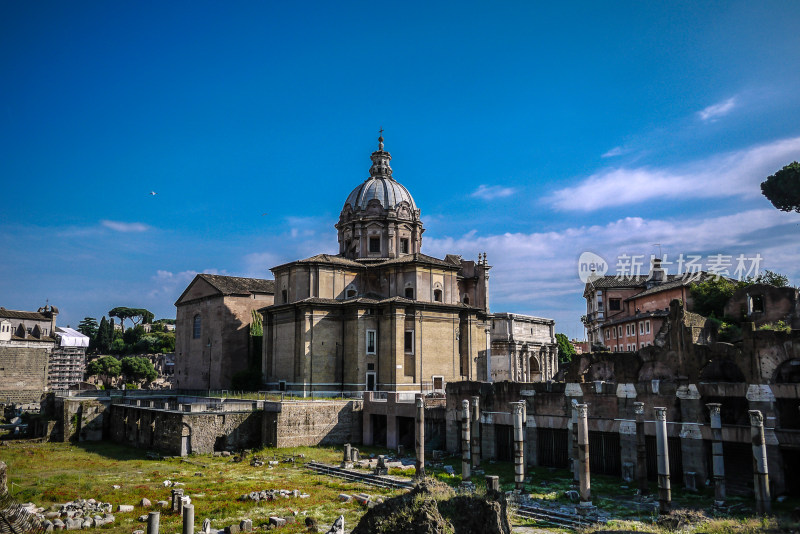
[[576, 403, 592, 511], [341, 444, 352, 468], [171, 488, 184, 513], [415, 395, 425, 478], [486, 475, 500, 492], [146, 512, 160, 534], [654, 407, 671, 514], [749, 410, 771, 515], [471, 396, 481, 468], [634, 402, 648, 494], [461, 399, 471, 482], [512, 401, 525, 490], [570, 401, 579, 485], [182, 503, 194, 534], [707, 403, 726, 507]]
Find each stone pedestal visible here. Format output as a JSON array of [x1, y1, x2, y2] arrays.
[[486, 475, 500, 492]]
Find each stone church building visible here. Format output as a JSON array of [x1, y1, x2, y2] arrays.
[[261, 136, 494, 395]]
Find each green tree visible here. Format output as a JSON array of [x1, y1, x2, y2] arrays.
[[95, 316, 113, 354], [757, 269, 790, 288], [123, 325, 146, 347], [135, 334, 161, 353], [121, 356, 158, 382], [555, 333, 576, 364], [690, 277, 745, 318], [77, 317, 99, 338], [761, 161, 800, 213], [110, 338, 126, 354], [108, 307, 155, 330], [86, 355, 122, 377], [154, 332, 175, 353]]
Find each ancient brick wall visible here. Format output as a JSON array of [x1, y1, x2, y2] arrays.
[[264, 400, 362, 448], [62, 398, 110, 442], [0, 345, 50, 403]]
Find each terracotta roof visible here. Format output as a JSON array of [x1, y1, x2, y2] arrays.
[[626, 273, 715, 300], [601, 309, 669, 328], [286, 254, 365, 268], [0, 309, 50, 321], [376, 253, 457, 268], [197, 274, 275, 295]]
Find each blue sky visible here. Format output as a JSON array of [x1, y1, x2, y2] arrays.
[[2, 1, 799, 337]]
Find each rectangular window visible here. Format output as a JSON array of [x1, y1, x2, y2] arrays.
[[369, 237, 381, 253], [400, 238, 409, 254], [404, 330, 414, 354], [405, 287, 415, 299], [639, 322, 644, 335], [366, 330, 376, 354], [365, 372, 376, 391], [640, 342, 645, 349], [609, 298, 621, 311], [433, 375, 444, 392], [618, 326, 622, 338], [645, 320, 651, 334], [605, 328, 610, 339], [751, 295, 765, 313], [625, 325, 630, 336]]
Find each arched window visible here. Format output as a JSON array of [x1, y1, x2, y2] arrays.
[[463, 294, 470, 305], [346, 289, 357, 298], [193, 315, 201, 339], [433, 289, 442, 302], [405, 287, 415, 299]]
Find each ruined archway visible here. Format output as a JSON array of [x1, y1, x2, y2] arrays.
[[700, 358, 746, 382], [774, 359, 800, 383]]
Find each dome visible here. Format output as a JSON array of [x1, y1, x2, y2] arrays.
[[343, 136, 417, 212], [344, 176, 417, 212]]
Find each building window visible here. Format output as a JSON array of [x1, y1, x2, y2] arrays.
[[405, 287, 415, 299], [605, 328, 610, 339], [369, 237, 381, 253], [625, 325, 630, 336], [346, 288, 357, 298], [434, 289, 442, 302], [282, 289, 288, 303], [751, 295, 764, 314], [645, 320, 651, 334], [400, 238, 409, 254], [404, 330, 414, 354], [193, 315, 201, 339], [639, 322, 644, 335], [463, 294, 470, 305], [640, 342, 645, 349], [609, 298, 621, 311], [366, 330, 376, 354], [366, 372, 376, 391], [617, 326, 622, 338]]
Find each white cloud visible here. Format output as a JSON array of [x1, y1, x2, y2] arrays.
[[601, 146, 626, 158], [101, 220, 150, 232], [424, 208, 799, 336], [698, 97, 737, 122], [547, 136, 800, 211], [471, 184, 517, 200], [148, 268, 225, 299]]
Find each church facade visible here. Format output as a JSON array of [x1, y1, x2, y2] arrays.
[[261, 136, 493, 394]]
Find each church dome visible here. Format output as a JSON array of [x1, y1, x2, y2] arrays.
[[343, 136, 417, 212]]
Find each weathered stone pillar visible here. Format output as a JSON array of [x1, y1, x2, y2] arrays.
[[576, 403, 591, 510], [471, 396, 481, 468], [571, 402, 580, 485], [182, 503, 194, 534], [749, 410, 771, 515], [0, 461, 7, 494], [634, 402, 648, 494], [485, 327, 492, 382], [341, 443, 352, 468], [415, 396, 425, 478], [512, 401, 525, 490], [654, 407, 671, 514], [171, 488, 184, 512], [146, 511, 160, 534], [486, 475, 500, 492], [461, 399, 471, 482], [707, 403, 726, 507]]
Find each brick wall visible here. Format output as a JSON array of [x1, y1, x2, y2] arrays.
[[264, 400, 362, 447], [0, 345, 50, 403]]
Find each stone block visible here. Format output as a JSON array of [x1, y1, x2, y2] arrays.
[[239, 519, 252, 532], [224, 525, 240, 534], [117, 505, 134, 512], [140, 498, 152, 507], [268, 517, 285, 527], [337, 494, 352, 503]]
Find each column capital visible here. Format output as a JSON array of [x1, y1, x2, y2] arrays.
[[511, 401, 525, 415], [416, 397, 424, 408], [633, 402, 644, 415], [654, 407, 667, 421], [748, 410, 764, 427], [576, 403, 588, 418], [706, 403, 721, 416]]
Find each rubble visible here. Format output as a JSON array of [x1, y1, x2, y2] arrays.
[[238, 489, 308, 502]]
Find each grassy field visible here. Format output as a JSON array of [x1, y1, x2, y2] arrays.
[[2, 439, 799, 533]]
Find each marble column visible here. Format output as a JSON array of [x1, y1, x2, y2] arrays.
[[571, 402, 580, 485], [182, 504, 194, 534], [749, 410, 771, 515], [471, 396, 481, 468], [576, 403, 592, 510], [634, 402, 648, 494], [512, 401, 525, 490], [415, 396, 425, 478], [654, 407, 671, 514], [707, 403, 726, 507], [146, 512, 160, 534], [461, 399, 471, 482]]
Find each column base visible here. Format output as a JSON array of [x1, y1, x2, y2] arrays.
[[576, 502, 595, 516]]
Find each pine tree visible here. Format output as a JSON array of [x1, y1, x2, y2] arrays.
[[96, 316, 112, 354]]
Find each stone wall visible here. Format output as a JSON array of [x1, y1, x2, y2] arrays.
[[0, 344, 50, 403], [62, 398, 110, 442], [108, 404, 262, 455], [263, 400, 362, 448]]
